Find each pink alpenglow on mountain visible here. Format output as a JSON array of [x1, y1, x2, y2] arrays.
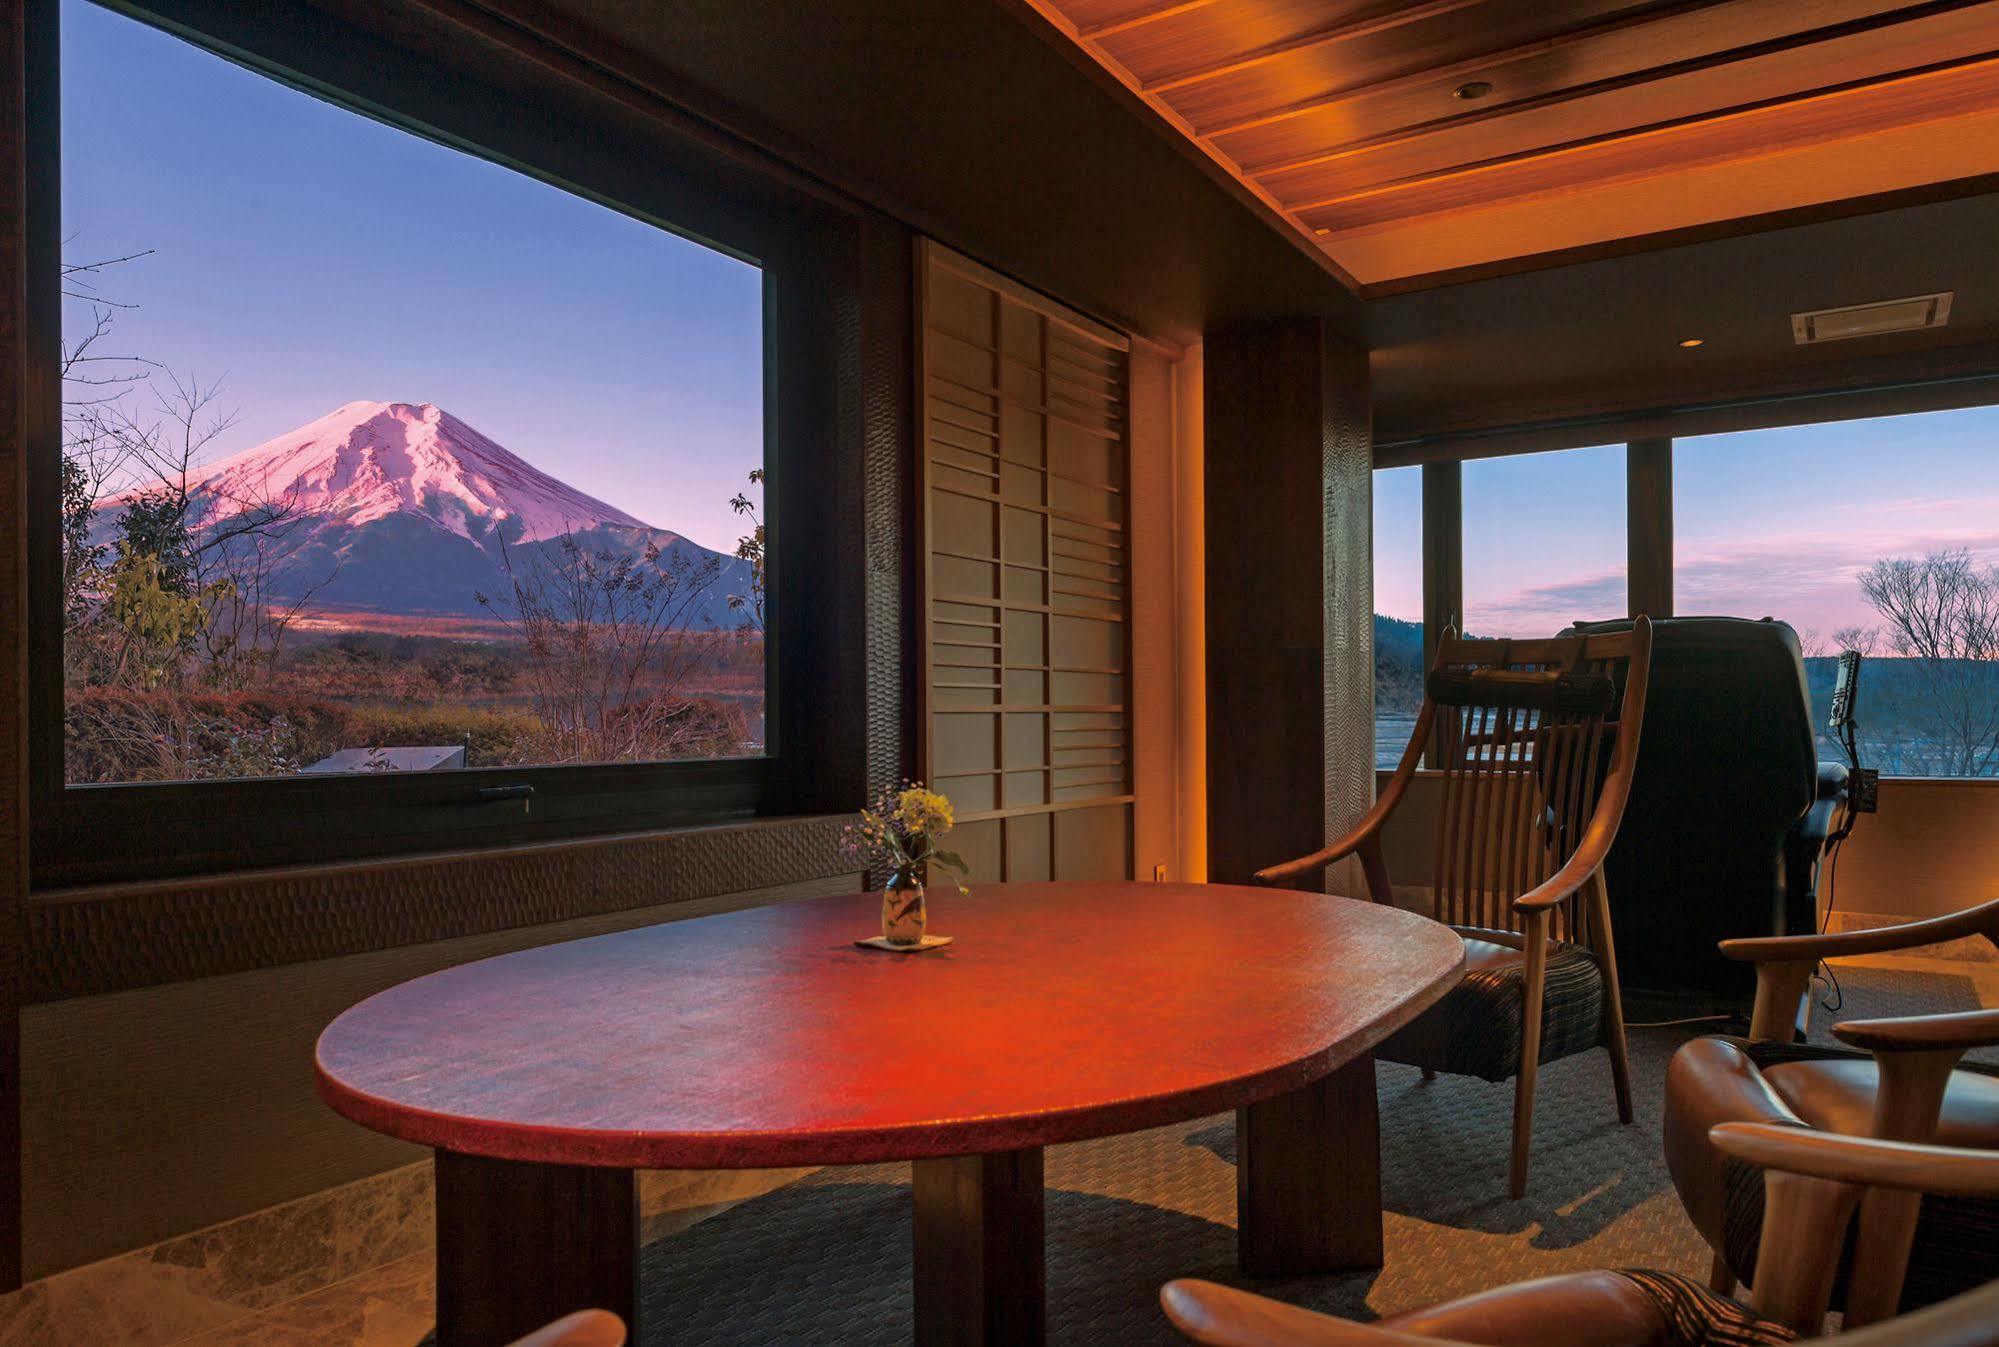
[[175, 400, 654, 543], [100, 400, 749, 629]]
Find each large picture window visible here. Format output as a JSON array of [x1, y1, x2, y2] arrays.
[[29, 0, 880, 886], [59, 0, 765, 787], [1462, 446, 1625, 637], [1677, 408, 1999, 777]]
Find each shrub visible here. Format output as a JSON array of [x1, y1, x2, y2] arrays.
[[341, 703, 540, 768], [65, 688, 751, 782], [64, 688, 351, 783]]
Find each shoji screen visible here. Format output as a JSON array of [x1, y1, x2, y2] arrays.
[[919, 244, 1133, 884]]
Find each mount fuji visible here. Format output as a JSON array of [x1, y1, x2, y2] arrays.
[[105, 400, 753, 631]]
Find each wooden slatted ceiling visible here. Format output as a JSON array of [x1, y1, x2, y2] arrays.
[[921, 244, 1135, 886], [1017, 0, 1999, 288]]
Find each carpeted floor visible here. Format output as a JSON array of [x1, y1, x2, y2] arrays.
[[636, 968, 1984, 1345]]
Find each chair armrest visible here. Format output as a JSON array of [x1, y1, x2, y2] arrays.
[[1710, 1121, 1999, 1197], [1255, 705, 1433, 892], [1162, 1280, 1435, 1347], [1253, 819, 1382, 890], [1721, 897, 1999, 964], [1513, 855, 1594, 912], [505, 1310, 626, 1347], [1831, 1007, 1999, 1054]]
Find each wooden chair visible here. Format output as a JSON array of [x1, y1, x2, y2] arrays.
[[1662, 895, 1999, 1326], [507, 1309, 626, 1346], [1162, 1123, 1999, 1347], [1257, 622, 1654, 1197]]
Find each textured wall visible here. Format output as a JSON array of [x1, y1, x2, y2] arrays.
[[1321, 339, 1375, 901]]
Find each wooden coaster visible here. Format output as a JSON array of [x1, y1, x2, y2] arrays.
[[854, 934, 955, 953]]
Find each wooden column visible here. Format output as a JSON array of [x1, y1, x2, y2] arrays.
[[1420, 460, 1462, 666], [1203, 319, 1370, 890], [1628, 437, 1673, 620]]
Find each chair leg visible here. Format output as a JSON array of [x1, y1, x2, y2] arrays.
[[1509, 913, 1549, 1200], [1586, 869, 1634, 1125], [1708, 1251, 1737, 1297], [1421, 1068, 1436, 1083]]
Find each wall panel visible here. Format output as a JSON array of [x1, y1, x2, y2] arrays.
[[921, 244, 1133, 883]]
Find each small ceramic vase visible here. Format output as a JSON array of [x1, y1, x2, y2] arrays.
[[882, 865, 928, 946]]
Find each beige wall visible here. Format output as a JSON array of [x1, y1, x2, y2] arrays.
[[1173, 347, 1206, 884], [1826, 778, 1999, 923], [1376, 769, 1999, 932], [1129, 341, 1176, 883], [20, 873, 857, 1280], [1129, 340, 1202, 885]]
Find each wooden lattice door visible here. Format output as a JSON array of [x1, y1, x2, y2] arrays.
[[918, 244, 1133, 883]]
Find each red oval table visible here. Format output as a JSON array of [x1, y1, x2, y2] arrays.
[[316, 881, 1464, 1346]]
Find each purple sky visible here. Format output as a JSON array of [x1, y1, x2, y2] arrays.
[[1375, 406, 1999, 641], [60, 0, 764, 554]]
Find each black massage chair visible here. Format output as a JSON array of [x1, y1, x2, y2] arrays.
[[1569, 616, 1847, 1019]]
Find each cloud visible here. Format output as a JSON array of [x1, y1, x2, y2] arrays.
[[1464, 529, 1999, 638]]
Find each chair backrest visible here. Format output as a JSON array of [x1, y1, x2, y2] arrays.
[[1576, 617, 1823, 1013], [1402, 624, 1651, 942]]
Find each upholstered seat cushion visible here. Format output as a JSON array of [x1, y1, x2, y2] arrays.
[[1377, 935, 1606, 1083], [1377, 1268, 1795, 1347], [1662, 1036, 1999, 1314]]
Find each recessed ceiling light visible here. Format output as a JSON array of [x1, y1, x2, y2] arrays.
[[1678, 338, 1705, 348], [1454, 80, 1493, 101]]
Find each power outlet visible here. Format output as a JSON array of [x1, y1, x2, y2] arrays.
[[1851, 768, 1881, 813], [1153, 864, 1169, 882]]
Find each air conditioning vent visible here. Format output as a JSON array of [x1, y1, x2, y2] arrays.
[[1791, 292, 1953, 344]]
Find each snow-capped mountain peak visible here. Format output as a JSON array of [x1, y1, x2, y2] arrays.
[[163, 399, 655, 544]]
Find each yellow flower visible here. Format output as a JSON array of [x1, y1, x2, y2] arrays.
[[893, 787, 954, 838]]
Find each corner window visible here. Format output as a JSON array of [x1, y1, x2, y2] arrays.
[[1372, 465, 1422, 768], [58, 0, 765, 787], [1462, 446, 1626, 637], [1677, 408, 1999, 777]]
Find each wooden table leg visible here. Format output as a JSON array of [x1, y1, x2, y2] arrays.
[[1236, 1054, 1383, 1277], [912, 1148, 1046, 1347], [433, 1150, 638, 1347]]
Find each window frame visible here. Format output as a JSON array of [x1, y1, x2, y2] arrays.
[[25, 0, 891, 886]]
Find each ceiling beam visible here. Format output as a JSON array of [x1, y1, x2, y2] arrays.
[[1077, 0, 1225, 40], [1242, 0, 1995, 180], [1141, 0, 1490, 94], [1299, 52, 1999, 231], [1285, 48, 1999, 217], [1196, 0, 1776, 141]]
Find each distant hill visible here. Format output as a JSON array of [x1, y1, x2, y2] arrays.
[[1374, 613, 1425, 711]]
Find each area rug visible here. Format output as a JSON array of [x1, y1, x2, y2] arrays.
[[636, 967, 1982, 1345]]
